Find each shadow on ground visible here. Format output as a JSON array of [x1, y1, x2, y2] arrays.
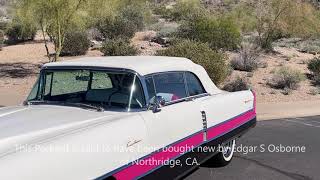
[[0, 63, 41, 78]]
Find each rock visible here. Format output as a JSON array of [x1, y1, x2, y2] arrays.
[[151, 37, 169, 46], [90, 40, 103, 50]]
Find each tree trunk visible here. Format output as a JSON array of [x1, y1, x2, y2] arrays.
[[40, 21, 51, 62]]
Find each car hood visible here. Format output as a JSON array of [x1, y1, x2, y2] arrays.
[[0, 105, 130, 157]]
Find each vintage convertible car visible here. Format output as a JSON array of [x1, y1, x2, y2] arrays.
[[0, 56, 256, 179]]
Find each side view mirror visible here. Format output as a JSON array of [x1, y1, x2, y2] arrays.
[[152, 96, 166, 113]]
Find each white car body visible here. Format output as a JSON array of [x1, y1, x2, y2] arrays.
[[0, 56, 256, 179]]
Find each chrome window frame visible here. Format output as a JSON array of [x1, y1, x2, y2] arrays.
[[27, 67, 211, 111], [145, 71, 210, 108], [27, 66, 150, 111]]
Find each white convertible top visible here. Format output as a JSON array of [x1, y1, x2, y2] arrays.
[[44, 56, 222, 94]]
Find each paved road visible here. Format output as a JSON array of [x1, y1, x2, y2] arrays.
[[185, 116, 320, 180]]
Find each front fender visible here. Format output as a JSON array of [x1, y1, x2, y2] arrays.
[[0, 114, 147, 180]]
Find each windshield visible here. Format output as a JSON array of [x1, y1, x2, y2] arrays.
[[27, 69, 146, 110]]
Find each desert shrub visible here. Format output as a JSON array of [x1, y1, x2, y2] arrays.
[[281, 1, 320, 38], [97, 16, 136, 40], [255, 0, 320, 51], [61, 31, 90, 56], [0, 21, 7, 31], [97, 5, 145, 40], [5, 20, 37, 43], [156, 39, 227, 84], [309, 88, 320, 95], [274, 38, 320, 55], [156, 24, 178, 39], [299, 44, 320, 55], [223, 76, 250, 92], [308, 58, 320, 75], [120, 5, 145, 31], [88, 28, 104, 41], [153, 4, 172, 19], [312, 75, 320, 85], [101, 38, 139, 56], [230, 43, 261, 72], [225, 3, 257, 33], [0, 29, 4, 51], [170, 0, 205, 21], [308, 58, 320, 85], [258, 29, 288, 51], [268, 67, 305, 90], [177, 15, 241, 50]]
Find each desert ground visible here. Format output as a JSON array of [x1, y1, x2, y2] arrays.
[[1, 31, 320, 119]]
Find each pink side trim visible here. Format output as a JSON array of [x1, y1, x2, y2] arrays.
[[207, 111, 255, 140], [113, 133, 203, 179], [113, 110, 256, 180]]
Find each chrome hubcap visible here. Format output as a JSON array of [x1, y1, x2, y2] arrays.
[[222, 140, 235, 159]]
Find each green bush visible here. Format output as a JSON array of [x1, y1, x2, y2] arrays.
[[268, 67, 305, 90], [156, 39, 227, 84], [259, 29, 288, 51], [101, 38, 139, 56], [97, 16, 136, 40], [153, 4, 172, 19], [308, 58, 320, 85], [0, 21, 8, 31], [5, 20, 37, 43], [0, 29, 4, 51], [170, 0, 204, 21], [223, 76, 250, 92], [97, 5, 145, 40], [224, 3, 257, 33], [120, 5, 145, 31], [308, 58, 320, 75], [61, 31, 90, 56], [177, 15, 241, 50]]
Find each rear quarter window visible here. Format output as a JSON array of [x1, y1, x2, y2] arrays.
[[185, 72, 206, 96]]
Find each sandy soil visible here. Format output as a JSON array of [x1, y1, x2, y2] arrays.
[[226, 47, 320, 103], [131, 31, 163, 55], [1, 32, 320, 106]]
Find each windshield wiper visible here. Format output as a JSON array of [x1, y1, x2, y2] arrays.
[[64, 102, 104, 112], [24, 100, 52, 105], [25, 100, 104, 112]]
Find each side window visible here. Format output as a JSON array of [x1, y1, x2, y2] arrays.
[[145, 77, 156, 103], [153, 72, 187, 102], [91, 72, 113, 89], [185, 72, 206, 96]]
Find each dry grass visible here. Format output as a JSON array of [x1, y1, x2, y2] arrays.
[[225, 46, 320, 103]]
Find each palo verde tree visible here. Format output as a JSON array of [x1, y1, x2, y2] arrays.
[[37, 0, 87, 62], [16, 0, 87, 61]]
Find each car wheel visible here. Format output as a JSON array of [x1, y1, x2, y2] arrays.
[[206, 139, 236, 167]]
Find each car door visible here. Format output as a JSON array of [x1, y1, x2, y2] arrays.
[[140, 72, 204, 152]]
